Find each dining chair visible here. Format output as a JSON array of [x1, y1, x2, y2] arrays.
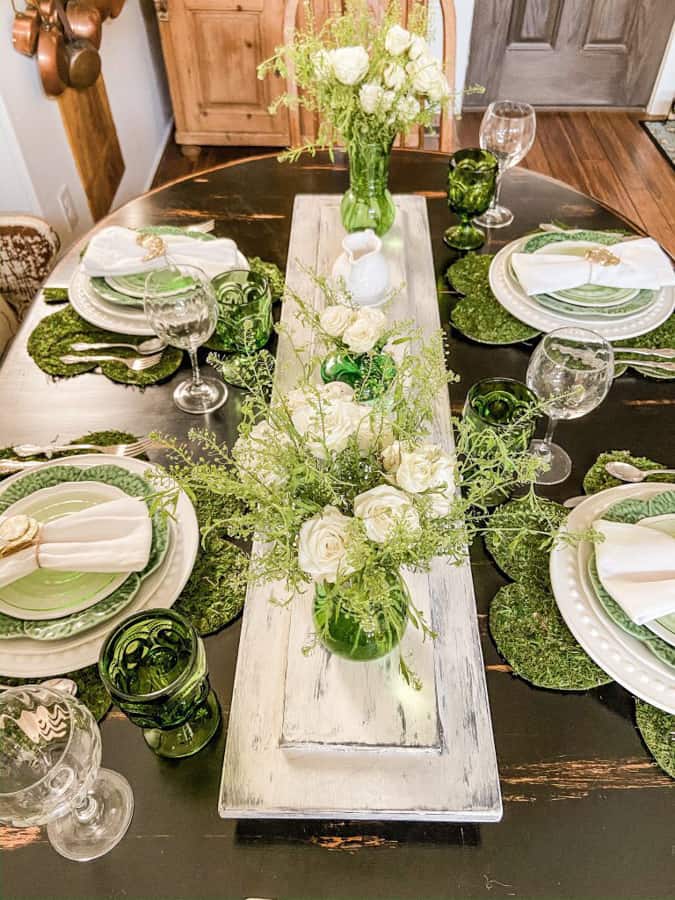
[[282, 0, 457, 152], [0, 214, 60, 323]]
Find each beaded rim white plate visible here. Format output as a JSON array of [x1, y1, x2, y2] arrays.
[[490, 237, 675, 340], [550, 482, 675, 713], [0, 455, 199, 678]]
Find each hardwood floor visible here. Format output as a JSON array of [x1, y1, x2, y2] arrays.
[[152, 111, 675, 255]]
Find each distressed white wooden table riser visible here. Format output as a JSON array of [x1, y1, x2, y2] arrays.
[[219, 195, 502, 821]]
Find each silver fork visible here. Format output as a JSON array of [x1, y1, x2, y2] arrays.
[[60, 353, 164, 372], [11, 437, 156, 459], [614, 359, 675, 373], [613, 347, 675, 360]]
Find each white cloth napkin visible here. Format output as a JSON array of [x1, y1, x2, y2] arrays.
[[594, 517, 675, 625], [511, 237, 675, 296], [81, 226, 247, 280], [0, 497, 152, 589]]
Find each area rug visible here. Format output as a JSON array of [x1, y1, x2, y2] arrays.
[[641, 119, 675, 169]]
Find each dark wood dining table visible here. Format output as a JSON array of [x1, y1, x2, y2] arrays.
[[2, 151, 673, 900]]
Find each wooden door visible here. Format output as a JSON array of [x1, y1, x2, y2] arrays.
[[160, 0, 291, 146], [465, 0, 675, 107]]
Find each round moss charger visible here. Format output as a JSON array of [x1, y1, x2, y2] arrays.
[[583, 450, 675, 496], [489, 582, 612, 690], [446, 253, 541, 345], [27, 305, 183, 385], [635, 700, 675, 778], [0, 464, 169, 641]]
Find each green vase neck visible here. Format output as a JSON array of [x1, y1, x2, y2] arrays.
[[347, 141, 392, 197]]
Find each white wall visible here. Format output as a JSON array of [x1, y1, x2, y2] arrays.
[[427, 0, 475, 113], [647, 21, 675, 116], [0, 0, 171, 248]]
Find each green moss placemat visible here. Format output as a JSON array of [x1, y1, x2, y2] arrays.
[[489, 582, 612, 690], [485, 496, 567, 590], [583, 450, 674, 495], [27, 306, 183, 385], [249, 257, 285, 302], [446, 254, 541, 345], [635, 700, 675, 778], [445, 250, 675, 379]]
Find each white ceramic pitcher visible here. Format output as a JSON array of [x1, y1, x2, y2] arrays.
[[332, 229, 390, 307]]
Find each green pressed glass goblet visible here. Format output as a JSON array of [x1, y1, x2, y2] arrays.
[[443, 149, 498, 251], [99, 609, 221, 759], [320, 350, 396, 401], [211, 269, 273, 354]]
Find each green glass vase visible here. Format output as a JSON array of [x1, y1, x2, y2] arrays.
[[99, 609, 221, 759], [340, 141, 396, 237], [313, 573, 408, 661], [320, 350, 396, 401]]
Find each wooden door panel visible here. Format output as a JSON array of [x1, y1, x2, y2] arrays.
[[466, 0, 675, 107], [167, 0, 291, 145]]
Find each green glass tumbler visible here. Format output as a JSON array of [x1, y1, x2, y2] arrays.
[[463, 377, 539, 448], [211, 269, 273, 353], [99, 609, 221, 759], [444, 149, 498, 251], [340, 140, 396, 237]]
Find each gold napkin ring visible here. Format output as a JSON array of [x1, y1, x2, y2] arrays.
[[136, 233, 166, 262], [0, 515, 42, 561], [584, 247, 620, 266]]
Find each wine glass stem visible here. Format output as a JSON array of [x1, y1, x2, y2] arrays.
[[543, 416, 557, 448], [490, 166, 505, 211], [189, 349, 203, 388], [73, 792, 99, 825]]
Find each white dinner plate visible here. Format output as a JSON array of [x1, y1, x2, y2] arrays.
[[550, 482, 675, 713], [490, 236, 675, 340], [0, 455, 199, 677]]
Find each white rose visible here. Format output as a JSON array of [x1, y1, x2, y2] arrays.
[[383, 62, 406, 90], [298, 505, 355, 582], [381, 90, 396, 111], [409, 55, 442, 95], [313, 49, 333, 79], [408, 34, 427, 59], [397, 94, 420, 121], [354, 484, 420, 543], [385, 24, 412, 55], [286, 381, 355, 413], [354, 405, 394, 454], [331, 46, 369, 85], [292, 397, 362, 459], [394, 444, 456, 515], [233, 420, 288, 487], [381, 439, 402, 473], [359, 81, 383, 114], [320, 304, 356, 337], [342, 307, 387, 354], [426, 70, 449, 103]]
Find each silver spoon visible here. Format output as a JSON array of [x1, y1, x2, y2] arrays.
[[604, 461, 675, 483], [69, 337, 166, 356]]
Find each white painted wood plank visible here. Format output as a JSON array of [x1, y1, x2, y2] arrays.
[[281, 201, 440, 752], [219, 195, 502, 821]]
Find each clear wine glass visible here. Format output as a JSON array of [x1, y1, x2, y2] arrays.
[[526, 327, 614, 485], [0, 684, 134, 862], [144, 262, 228, 414], [474, 100, 536, 229]]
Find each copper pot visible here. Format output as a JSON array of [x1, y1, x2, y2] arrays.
[[12, 4, 41, 57], [109, 0, 124, 18], [65, 1, 102, 49], [37, 23, 69, 96], [37, 0, 58, 25], [85, 0, 112, 20], [54, 0, 100, 90]]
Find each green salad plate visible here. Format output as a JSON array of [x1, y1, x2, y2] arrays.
[[0, 464, 169, 641]]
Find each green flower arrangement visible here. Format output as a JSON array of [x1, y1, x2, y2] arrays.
[[159, 278, 580, 678], [259, 0, 454, 161]]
